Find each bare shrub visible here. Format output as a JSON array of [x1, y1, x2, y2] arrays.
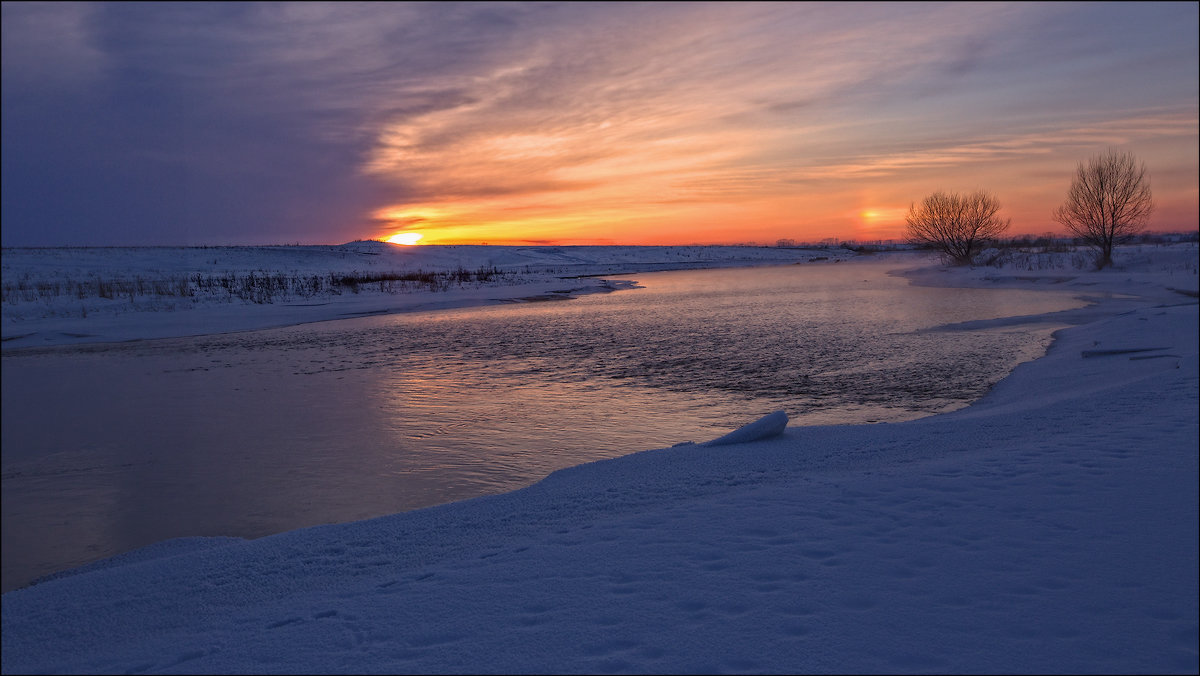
[[1052, 149, 1153, 269], [3, 266, 523, 309], [905, 190, 1011, 265]]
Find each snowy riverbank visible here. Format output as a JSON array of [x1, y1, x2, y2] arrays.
[[2, 244, 1197, 674], [2, 243, 856, 349]]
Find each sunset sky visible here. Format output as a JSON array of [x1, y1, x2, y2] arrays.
[[2, 1, 1197, 246]]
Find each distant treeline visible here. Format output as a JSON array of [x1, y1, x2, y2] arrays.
[[899, 230, 1199, 256]]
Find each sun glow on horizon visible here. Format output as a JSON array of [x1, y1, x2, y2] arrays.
[[387, 232, 424, 245]]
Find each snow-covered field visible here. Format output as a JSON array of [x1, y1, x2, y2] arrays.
[[1, 242, 1197, 674], [2, 242, 855, 348]]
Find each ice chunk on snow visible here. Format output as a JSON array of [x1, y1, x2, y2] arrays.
[[702, 410, 788, 446]]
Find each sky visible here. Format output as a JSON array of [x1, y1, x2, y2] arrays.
[[2, 1, 1197, 247]]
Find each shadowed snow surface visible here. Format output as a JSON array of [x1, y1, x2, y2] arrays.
[[2, 245, 1197, 673], [2, 306, 1197, 674]]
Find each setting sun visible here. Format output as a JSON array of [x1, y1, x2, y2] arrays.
[[387, 232, 424, 245]]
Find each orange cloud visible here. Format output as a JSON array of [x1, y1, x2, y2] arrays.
[[360, 5, 1198, 245]]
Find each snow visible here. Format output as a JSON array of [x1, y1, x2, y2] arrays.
[[1, 243, 1197, 674], [702, 410, 790, 447], [2, 243, 856, 348]]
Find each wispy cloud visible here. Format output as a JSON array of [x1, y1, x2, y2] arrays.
[[791, 108, 1200, 181], [1, 2, 107, 86], [2, 2, 1195, 245]]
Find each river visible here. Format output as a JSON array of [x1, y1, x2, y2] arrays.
[[1, 259, 1086, 591]]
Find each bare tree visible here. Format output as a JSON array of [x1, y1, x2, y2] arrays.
[[1052, 149, 1153, 269], [905, 190, 1011, 265]]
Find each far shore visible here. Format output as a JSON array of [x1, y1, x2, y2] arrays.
[[4, 242, 1197, 351], [3, 243, 868, 349]]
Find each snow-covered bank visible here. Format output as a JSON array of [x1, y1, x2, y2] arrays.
[[2, 249, 1196, 673], [2, 243, 855, 348], [900, 242, 1200, 328]]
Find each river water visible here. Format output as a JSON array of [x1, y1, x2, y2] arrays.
[[1, 259, 1086, 591]]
